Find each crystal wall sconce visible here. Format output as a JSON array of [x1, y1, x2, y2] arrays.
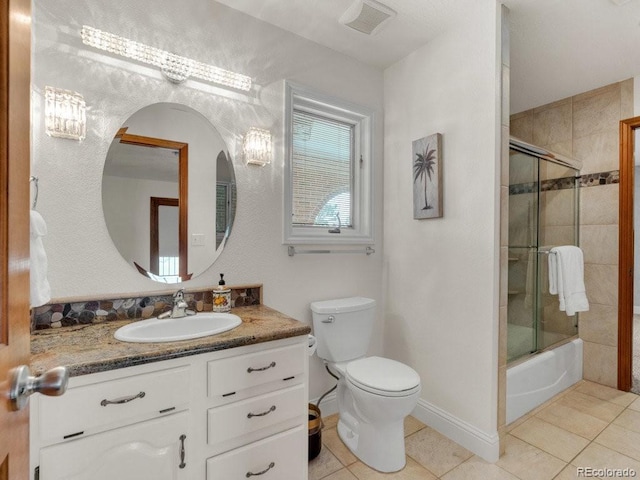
[[44, 86, 87, 141], [80, 26, 252, 91], [243, 128, 273, 166]]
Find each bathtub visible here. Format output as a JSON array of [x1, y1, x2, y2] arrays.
[[506, 337, 583, 424]]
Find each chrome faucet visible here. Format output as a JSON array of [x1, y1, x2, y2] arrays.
[[158, 289, 195, 319]]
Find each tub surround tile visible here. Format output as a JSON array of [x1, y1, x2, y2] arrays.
[[30, 304, 310, 376], [621, 78, 634, 119], [532, 100, 572, 148], [573, 130, 619, 175], [580, 225, 618, 265], [572, 83, 621, 139], [510, 111, 533, 142], [582, 341, 618, 388], [578, 304, 618, 347], [502, 125, 510, 187], [579, 182, 619, 226], [583, 264, 618, 307]]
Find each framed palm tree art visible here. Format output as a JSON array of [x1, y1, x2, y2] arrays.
[[412, 133, 443, 219]]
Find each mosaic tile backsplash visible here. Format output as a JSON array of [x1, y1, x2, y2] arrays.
[[31, 286, 262, 331]]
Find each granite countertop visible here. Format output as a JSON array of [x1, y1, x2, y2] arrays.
[[31, 305, 311, 377]]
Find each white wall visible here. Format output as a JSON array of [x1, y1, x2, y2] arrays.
[[32, 0, 384, 401], [383, 0, 501, 458]]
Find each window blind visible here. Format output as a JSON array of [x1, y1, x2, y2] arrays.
[[291, 109, 353, 227]]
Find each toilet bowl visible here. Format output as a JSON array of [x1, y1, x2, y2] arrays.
[[331, 357, 421, 472], [310, 298, 422, 473]]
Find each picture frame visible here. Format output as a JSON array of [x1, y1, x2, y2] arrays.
[[412, 133, 443, 219]]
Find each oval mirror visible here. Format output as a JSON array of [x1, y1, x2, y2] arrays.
[[102, 103, 236, 283]]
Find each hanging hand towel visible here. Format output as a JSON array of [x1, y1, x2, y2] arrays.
[[548, 246, 589, 316], [30, 210, 51, 307]]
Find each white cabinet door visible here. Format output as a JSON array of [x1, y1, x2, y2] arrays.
[[39, 412, 189, 480]]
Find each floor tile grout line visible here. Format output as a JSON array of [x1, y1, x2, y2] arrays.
[[314, 383, 638, 479]]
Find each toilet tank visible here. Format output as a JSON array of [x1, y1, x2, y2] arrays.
[[310, 297, 376, 363]]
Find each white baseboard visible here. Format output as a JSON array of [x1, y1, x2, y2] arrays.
[[311, 392, 500, 462], [634, 306, 640, 315], [411, 398, 500, 463]]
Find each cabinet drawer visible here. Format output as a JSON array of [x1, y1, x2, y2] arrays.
[[39, 366, 189, 442], [206, 425, 306, 480], [207, 343, 304, 399], [207, 383, 305, 447]]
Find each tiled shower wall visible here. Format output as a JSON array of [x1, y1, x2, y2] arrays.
[[509, 79, 634, 387]]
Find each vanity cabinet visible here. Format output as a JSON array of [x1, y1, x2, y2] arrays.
[[30, 336, 308, 480]]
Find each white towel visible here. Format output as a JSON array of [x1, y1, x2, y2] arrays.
[[548, 246, 589, 316], [30, 210, 51, 307]]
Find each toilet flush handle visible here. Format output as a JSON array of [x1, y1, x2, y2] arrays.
[[322, 315, 335, 323]]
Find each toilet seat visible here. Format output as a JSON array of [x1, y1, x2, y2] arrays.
[[345, 356, 421, 397]]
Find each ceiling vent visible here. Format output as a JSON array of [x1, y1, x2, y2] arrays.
[[339, 0, 397, 35], [609, 0, 632, 4]]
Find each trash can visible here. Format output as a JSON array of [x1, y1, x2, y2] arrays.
[[308, 403, 322, 460]]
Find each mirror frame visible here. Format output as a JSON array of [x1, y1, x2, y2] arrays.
[[115, 127, 189, 280]]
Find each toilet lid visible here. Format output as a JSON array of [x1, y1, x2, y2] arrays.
[[346, 356, 421, 396]]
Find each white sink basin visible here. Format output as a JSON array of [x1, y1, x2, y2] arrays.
[[114, 313, 242, 343]]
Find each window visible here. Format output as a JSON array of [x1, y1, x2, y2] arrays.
[[284, 82, 374, 244]]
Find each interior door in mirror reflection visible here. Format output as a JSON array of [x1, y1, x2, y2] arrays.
[[102, 103, 237, 283]]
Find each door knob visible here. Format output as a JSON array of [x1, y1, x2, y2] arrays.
[[8, 365, 69, 411]]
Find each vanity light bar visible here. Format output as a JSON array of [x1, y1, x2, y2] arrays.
[[80, 26, 252, 91]]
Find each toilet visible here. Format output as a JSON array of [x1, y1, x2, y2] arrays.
[[311, 297, 421, 473]]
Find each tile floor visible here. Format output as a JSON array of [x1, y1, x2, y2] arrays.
[[309, 380, 640, 479]]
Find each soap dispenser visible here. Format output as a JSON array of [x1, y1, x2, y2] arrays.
[[212, 273, 231, 313]]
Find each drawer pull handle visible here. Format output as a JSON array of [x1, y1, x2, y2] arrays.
[[100, 391, 145, 406], [247, 405, 276, 418], [179, 434, 186, 469], [246, 462, 275, 477], [247, 361, 276, 373]]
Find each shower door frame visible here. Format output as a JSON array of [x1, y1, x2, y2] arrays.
[[508, 138, 582, 362]]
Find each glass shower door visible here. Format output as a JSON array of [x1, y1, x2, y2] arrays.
[[537, 161, 579, 350], [507, 150, 538, 362]]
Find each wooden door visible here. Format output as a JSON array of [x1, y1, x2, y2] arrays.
[[0, 0, 32, 478]]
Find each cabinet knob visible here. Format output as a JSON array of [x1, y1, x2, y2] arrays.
[[8, 365, 69, 411]]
